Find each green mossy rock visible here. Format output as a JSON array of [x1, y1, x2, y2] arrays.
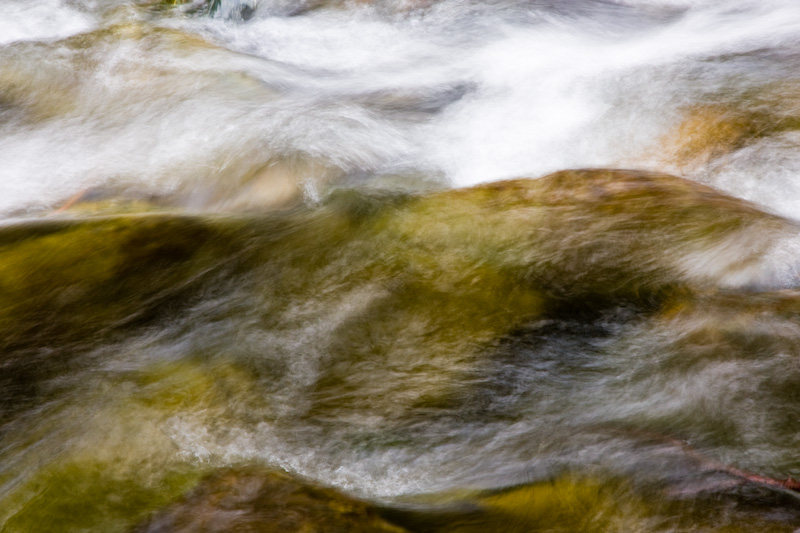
[[1, 459, 204, 533], [2, 168, 795, 421], [0, 213, 260, 421], [0, 214, 249, 348], [382, 169, 795, 301], [382, 475, 651, 533], [2, 168, 800, 531], [304, 168, 799, 417], [451, 476, 651, 533], [0, 357, 262, 532], [386, 472, 800, 533]]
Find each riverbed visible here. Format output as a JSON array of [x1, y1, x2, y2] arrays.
[[2, 1, 800, 531]]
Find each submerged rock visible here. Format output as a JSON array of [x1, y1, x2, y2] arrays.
[[3, 168, 800, 531], [134, 467, 408, 532], [132, 466, 800, 532], [0, 214, 250, 346], [0, 213, 259, 421], [385, 470, 800, 533], [2, 168, 797, 419], [219, 168, 800, 421], [0, 358, 267, 533], [383, 475, 651, 533], [139, 471, 649, 533], [610, 289, 800, 454], [0, 22, 295, 214], [385, 168, 799, 299]]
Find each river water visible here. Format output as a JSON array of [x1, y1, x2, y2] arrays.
[[2, 1, 800, 531]]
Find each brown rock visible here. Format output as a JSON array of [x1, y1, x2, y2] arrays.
[[135, 467, 408, 533]]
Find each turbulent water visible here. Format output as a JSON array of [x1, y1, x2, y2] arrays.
[[3, 1, 800, 531]]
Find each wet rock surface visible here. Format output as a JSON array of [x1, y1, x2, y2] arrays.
[[135, 467, 409, 532]]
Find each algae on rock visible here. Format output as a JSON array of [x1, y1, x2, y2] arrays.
[[3, 168, 800, 531]]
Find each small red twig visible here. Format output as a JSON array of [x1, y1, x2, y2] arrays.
[[53, 189, 88, 213], [598, 425, 800, 494]]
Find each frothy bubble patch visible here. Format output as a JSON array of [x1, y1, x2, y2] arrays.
[[0, 0, 95, 45]]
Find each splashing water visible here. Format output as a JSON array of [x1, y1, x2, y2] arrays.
[[3, 1, 800, 531]]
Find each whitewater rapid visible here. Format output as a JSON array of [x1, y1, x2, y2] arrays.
[[3, 0, 800, 217]]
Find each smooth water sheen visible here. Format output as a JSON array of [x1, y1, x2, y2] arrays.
[[2, 1, 800, 532]]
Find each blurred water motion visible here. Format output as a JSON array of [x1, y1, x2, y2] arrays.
[[2, 1, 800, 531]]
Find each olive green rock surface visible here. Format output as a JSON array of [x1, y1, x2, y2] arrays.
[[2, 169, 800, 532]]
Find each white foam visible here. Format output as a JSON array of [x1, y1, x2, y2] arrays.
[[0, 0, 94, 45], [421, 0, 800, 187], [4, 0, 800, 220]]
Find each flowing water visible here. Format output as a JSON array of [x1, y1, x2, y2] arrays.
[[3, 1, 800, 531]]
